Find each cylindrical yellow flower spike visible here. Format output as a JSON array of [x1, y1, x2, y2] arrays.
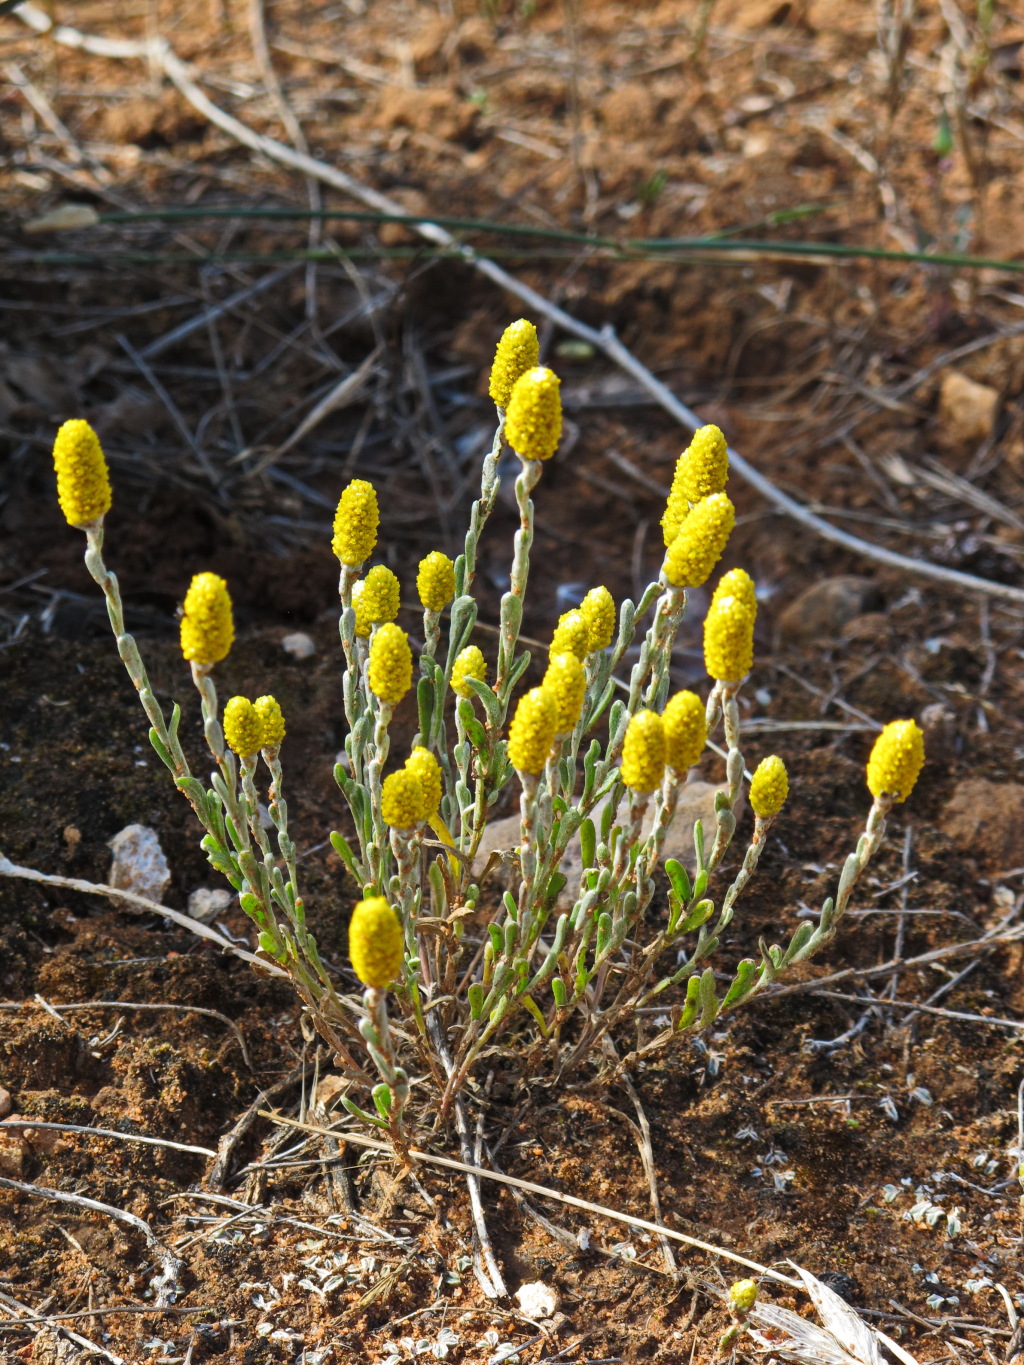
[[703, 590, 756, 682], [488, 318, 540, 408], [620, 709, 666, 794], [542, 652, 586, 733], [416, 551, 456, 613], [254, 694, 286, 747], [661, 452, 690, 548], [504, 366, 562, 461], [681, 424, 729, 503], [550, 608, 590, 660], [351, 580, 373, 638], [381, 768, 428, 829], [866, 720, 925, 803], [451, 644, 487, 699], [52, 418, 112, 527], [663, 690, 706, 771], [332, 479, 379, 567], [180, 572, 235, 666], [749, 755, 789, 817], [728, 1280, 758, 1314], [580, 585, 616, 654], [663, 493, 736, 589], [405, 746, 442, 818], [348, 896, 404, 988], [223, 696, 262, 756], [507, 686, 559, 774], [367, 623, 413, 706], [361, 564, 401, 627]]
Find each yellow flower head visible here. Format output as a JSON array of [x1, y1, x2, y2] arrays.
[[223, 696, 262, 756], [620, 709, 666, 794], [550, 608, 590, 661], [728, 1280, 758, 1315], [406, 746, 442, 818], [451, 644, 487, 699], [681, 424, 729, 503], [866, 719, 925, 803], [254, 694, 286, 748], [488, 318, 540, 409], [332, 479, 379, 567], [361, 564, 401, 628], [542, 652, 587, 733], [663, 690, 706, 771], [348, 896, 404, 989], [711, 566, 756, 613], [703, 589, 756, 682], [417, 551, 456, 613], [351, 580, 372, 638], [381, 768, 428, 830], [663, 493, 735, 589], [52, 418, 112, 527], [750, 755, 789, 817], [180, 572, 234, 666], [580, 585, 616, 654], [507, 686, 559, 775], [367, 623, 413, 706], [504, 366, 562, 461]]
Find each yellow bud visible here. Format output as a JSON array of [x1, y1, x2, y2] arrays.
[[361, 564, 401, 627], [620, 709, 666, 794], [663, 690, 706, 771], [711, 566, 756, 612], [488, 318, 540, 408], [550, 609, 589, 661], [254, 694, 286, 748], [728, 1280, 758, 1314], [367, 623, 413, 706], [406, 746, 442, 818], [180, 572, 234, 666], [663, 493, 735, 589], [504, 366, 562, 461], [750, 755, 789, 817], [451, 644, 487, 699], [681, 424, 729, 502], [351, 580, 373, 638], [507, 686, 559, 775], [661, 452, 691, 548], [703, 591, 756, 682], [223, 696, 261, 756], [580, 585, 616, 654], [348, 896, 404, 988], [52, 418, 112, 527], [866, 719, 924, 803], [332, 479, 379, 567], [542, 652, 586, 733], [381, 768, 428, 829], [417, 551, 456, 613]]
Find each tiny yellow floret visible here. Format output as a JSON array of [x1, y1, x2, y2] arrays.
[[367, 623, 413, 706], [703, 591, 757, 682], [507, 687, 559, 775], [405, 747, 442, 819], [381, 769, 428, 829], [417, 551, 456, 613], [52, 418, 112, 526], [620, 710, 666, 794], [728, 1280, 758, 1315], [223, 696, 262, 756], [488, 318, 540, 409], [180, 572, 234, 666], [663, 493, 736, 588], [542, 652, 587, 733], [451, 644, 487, 699], [663, 690, 706, 771], [254, 694, 286, 748], [504, 366, 562, 461], [332, 479, 379, 567], [348, 896, 404, 988], [750, 755, 789, 818], [361, 564, 401, 627], [866, 719, 925, 803], [580, 585, 616, 654], [550, 609, 590, 660], [681, 424, 729, 503]]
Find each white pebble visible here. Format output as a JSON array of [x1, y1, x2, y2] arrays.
[[514, 1282, 560, 1319], [281, 631, 316, 660], [107, 825, 170, 904], [187, 887, 233, 923]]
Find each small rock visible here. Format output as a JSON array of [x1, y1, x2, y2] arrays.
[[839, 612, 891, 648], [282, 631, 316, 660], [0, 1087, 10, 1118], [515, 1281, 560, 1319], [0, 1129, 24, 1179], [108, 824, 170, 904], [314, 1074, 347, 1112], [187, 887, 233, 924], [778, 576, 882, 645], [938, 369, 999, 450], [940, 778, 1024, 871]]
